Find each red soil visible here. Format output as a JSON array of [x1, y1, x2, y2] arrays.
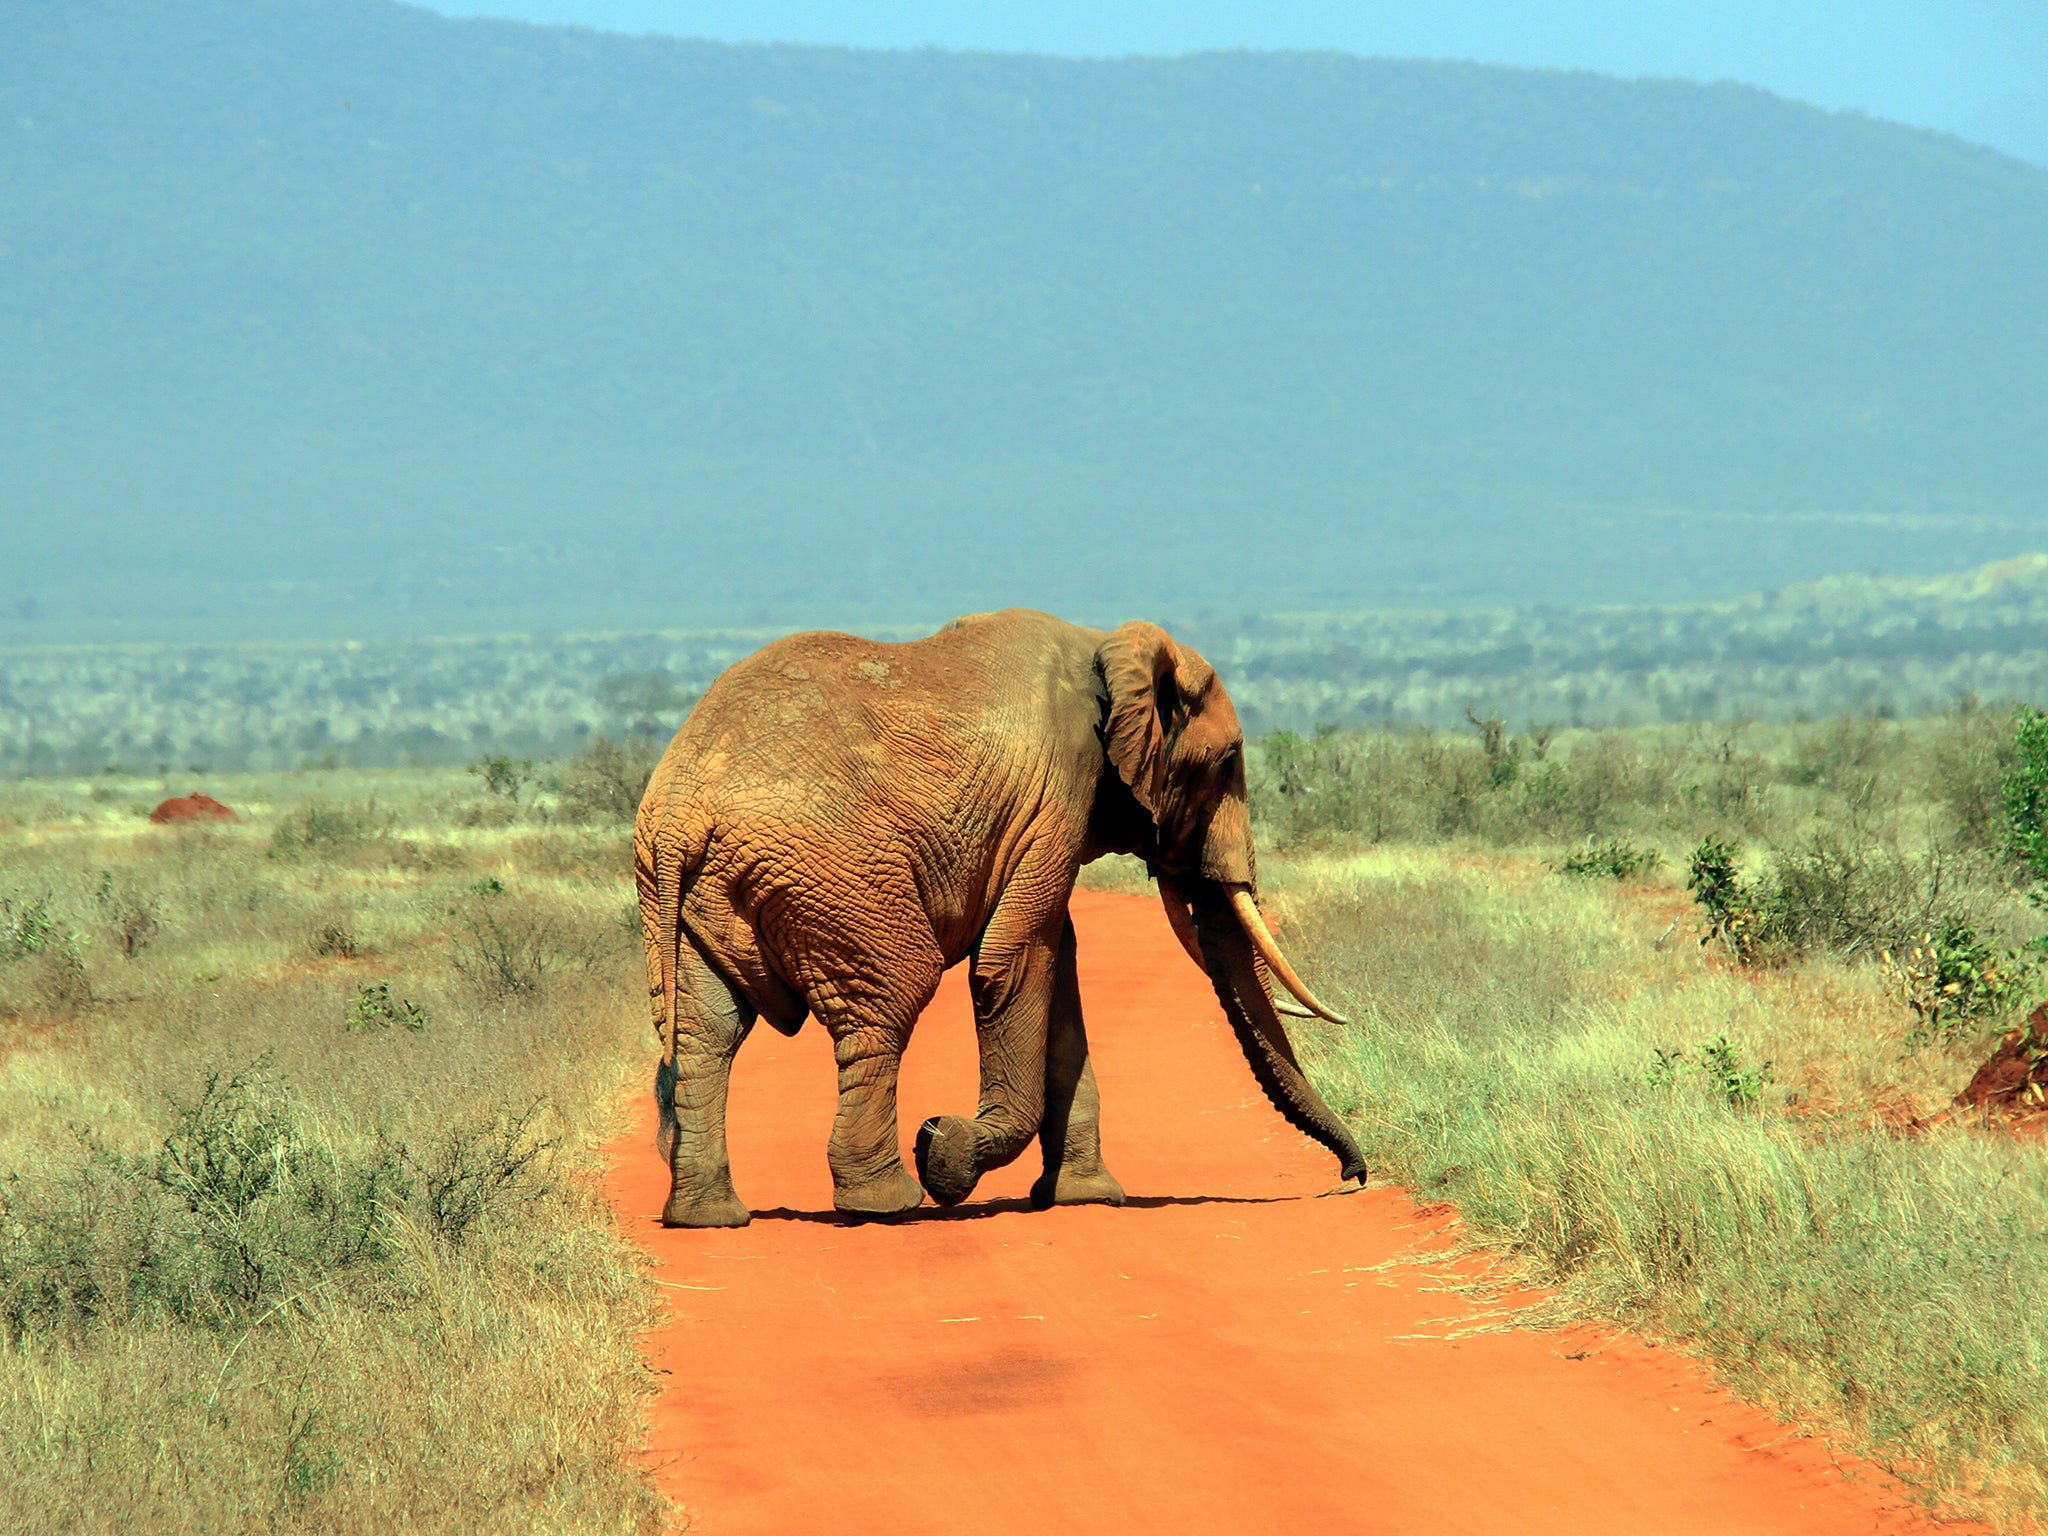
[[147, 793, 236, 824], [603, 890, 1984, 1536], [1952, 1003, 2048, 1126]]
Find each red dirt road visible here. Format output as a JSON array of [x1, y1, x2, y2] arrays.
[[604, 891, 1978, 1535]]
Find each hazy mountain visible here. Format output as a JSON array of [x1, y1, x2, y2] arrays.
[[5, 1, 2046, 640]]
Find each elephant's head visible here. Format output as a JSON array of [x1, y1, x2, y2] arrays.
[[1096, 623, 1367, 1184]]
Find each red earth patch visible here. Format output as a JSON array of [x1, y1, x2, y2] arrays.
[[1952, 1003, 2048, 1124], [148, 793, 237, 825]]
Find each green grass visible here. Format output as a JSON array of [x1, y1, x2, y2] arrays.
[[0, 770, 668, 1534], [1273, 850, 2048, 1525]]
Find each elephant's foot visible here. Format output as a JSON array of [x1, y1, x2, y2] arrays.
[[913, 1115, 982, 1206], [1029, 1164, 1126, 1211], [661, 1182, 751, 1228], [833, 1165, 925, 1218]]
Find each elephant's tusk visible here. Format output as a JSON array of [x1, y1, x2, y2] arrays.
[[1164, 875, 1317, 1017], [1226, 886, 1353, 1027], [1155, 875, 1208, 973]]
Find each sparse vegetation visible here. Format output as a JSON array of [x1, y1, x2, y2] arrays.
[[1259, 697, 2048, 1529], [0, 770, 667, 1535], [7, 656, 2048, 1530]]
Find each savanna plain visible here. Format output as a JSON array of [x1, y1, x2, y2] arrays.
[[4, 704, 2048, 1532]]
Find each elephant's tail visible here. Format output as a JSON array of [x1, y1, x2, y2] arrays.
[[634, 790, 710, 1067]]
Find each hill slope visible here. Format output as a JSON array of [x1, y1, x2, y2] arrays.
[[4, 1, 2046, 637]]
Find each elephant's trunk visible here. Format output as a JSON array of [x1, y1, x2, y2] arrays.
[[1185, 878, 1367, 1184], [1156, 876, 1333, 1022], [1223, 886, 1352, 1026]]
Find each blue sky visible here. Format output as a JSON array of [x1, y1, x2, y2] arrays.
[[415, 1, 2047, 165]]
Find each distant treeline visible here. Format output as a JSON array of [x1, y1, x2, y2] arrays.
[[2, 558, 2044, 778]]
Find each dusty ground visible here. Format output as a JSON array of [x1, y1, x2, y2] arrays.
[[604, 891, 1984, 1535]]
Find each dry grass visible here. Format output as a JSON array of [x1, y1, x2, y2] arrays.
[[0, 770, 670, 1534]]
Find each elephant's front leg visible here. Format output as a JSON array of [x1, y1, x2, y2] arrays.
[[915, 903, 1063, 1207], [1030, 917, 1125, 1209]]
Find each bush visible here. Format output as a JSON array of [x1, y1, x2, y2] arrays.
[[0, 893, 63, 963], [92, 871, 159, 960], [0, 1064, 555, 1341], [1923, 696, 2016, 851], [403, 1100, 557, 1248], [1686, 836, 1775, 963], [1686, 830, 1980, 967], [1767, 830, 1949, 956], [1883, 923, 2035, 1047], [0, 1065, 404, 1335], [0, 892, 90, 1018], [448, 887, 577, 1002], [268, 799, 390, 861], [310, 921, 358, 959], [345, 981, 425, 1033], [1647, 1034, 1775, 1107], [1558, 835, 1660, 881], [556, 736, 660, 824], [2004, 705, 2048, 884], [466, 755, 535, 802]]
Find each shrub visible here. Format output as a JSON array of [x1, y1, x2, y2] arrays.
[[1686, 836, 1775, 963], [1883, 923, 2034, 1047], [1464, 704, 1520, 788], [466, 754, 535, 802], [0, 1065, 408, 1334], [556, 736, 660, 824], [1558, 835, 1660, 881], [1649, 1035, 1775, 1107], [2004, 705, 2048, 884], [1923, 696, 2016, 851], [402, 1100, 557, 1248], [1686, 829, 1977, 967], [310, 921, 358, 960], [0, 893, 90, 1018], [0, 1064, 558, 1341], [92, 871, 159, 960], [345, 981, 425, 1033], [151, 1065, 399, 1310], [268, 799, 389, 861], [1767, 829, 1947, 956], [449, 887, 564, 1002], [0, 893, 62, 962]]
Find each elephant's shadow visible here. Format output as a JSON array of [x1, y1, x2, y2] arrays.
[[748, 1192, 1318, 1225]]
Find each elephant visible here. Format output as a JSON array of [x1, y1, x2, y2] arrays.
[[633, 608, 1366, 1227]]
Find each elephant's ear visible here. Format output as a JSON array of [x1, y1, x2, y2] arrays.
[[1098, 622, 1180, 819]]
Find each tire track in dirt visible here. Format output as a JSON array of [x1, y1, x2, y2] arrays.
[[604, 890, 1982, 1535]]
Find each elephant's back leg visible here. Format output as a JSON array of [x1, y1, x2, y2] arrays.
[[784, 886, 947, 1217], [659, 926, 757, 1228]]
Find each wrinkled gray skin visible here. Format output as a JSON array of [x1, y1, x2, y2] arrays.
[[635, 609, 1366, 1227]]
